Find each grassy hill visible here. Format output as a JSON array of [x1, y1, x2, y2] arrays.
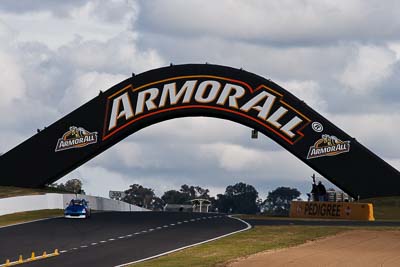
[[0, 186, 71, 199], [364, 196, 400, 220], [0, 209, 63, 227]]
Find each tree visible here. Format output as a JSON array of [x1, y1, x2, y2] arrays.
[[161, 190, 190, 204], [151, 197, 165, 211], [123, 184, 156, 209], [64, 179, 84, 194], [51, 178, 85, 194], [180, 184, 211, 200], [216, 182, 259, 214], [262, 187, 301, 216], [215, 194, 233, 213], [161, 184, 212, 205]]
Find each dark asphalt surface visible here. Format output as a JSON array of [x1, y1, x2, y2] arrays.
[[2, 213, 398, 267], [0, 212, 248, 267]]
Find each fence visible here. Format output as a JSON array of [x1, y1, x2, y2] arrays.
[[0, 193, 147, 216]]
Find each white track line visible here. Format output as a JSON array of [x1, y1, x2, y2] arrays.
[[114, 215, 252, 267], [59, 215, 227, 256]]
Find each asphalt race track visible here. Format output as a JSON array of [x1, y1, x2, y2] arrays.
[[0, 212, 248, 267], [2, 213, 398, 267]]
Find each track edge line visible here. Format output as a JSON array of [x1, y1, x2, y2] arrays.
[[114, 215, 252, 267]]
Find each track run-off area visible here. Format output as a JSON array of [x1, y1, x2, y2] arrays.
[[0, 212, 249, 267]]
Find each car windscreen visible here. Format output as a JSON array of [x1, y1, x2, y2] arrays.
[[70, 200, 83, 205]]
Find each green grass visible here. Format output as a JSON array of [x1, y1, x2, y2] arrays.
[[0, 186, 70, 199], [0, 209, 63, 227], [238, 214, 301, 220], [131, 197, 400, 267], [131, 225, 400, 267], [130, 226, 355, 267], [364, 196, 400, 220]]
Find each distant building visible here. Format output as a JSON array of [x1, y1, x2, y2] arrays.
[[190, 199, 212, 213], [164, 199, 213, 212], [326, 189, 353, 202]]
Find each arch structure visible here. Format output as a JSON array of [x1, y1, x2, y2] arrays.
[[0, 64, 398, 199]]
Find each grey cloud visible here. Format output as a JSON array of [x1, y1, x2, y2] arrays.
[[0, 33, 164, 153], [90, 0, 138, 25], [378, 62, 400, 105], [81, 123, 287, 183], [137, 33, 351, 82], [86, 137, 335, 199], [111, 118, 283, 152], [0, 100, 60, 153], [65, 148, 327, 199], [0, 0, 137, 24], [58, 33, 164, 75], [1, 0, 399, 199], [137, 32, 399, 116], [0, 0, 86, 16], [16, 42, 75, 106], [138, 0, 400, 46], [328, 113, 400, 160]]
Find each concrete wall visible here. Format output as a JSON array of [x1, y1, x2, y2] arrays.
[[0, 193, 147, 216]]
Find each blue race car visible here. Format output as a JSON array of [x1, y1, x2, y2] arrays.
[[64, 199, 91, 219]]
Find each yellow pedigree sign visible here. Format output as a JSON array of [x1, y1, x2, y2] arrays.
[[289, 201, 374, 221]]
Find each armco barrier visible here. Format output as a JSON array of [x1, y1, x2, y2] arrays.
[[0, 193, 147, 216], [289, 201, 374, 221]]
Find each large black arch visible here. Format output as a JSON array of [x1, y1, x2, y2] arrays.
[[0, 64, 398, 199]]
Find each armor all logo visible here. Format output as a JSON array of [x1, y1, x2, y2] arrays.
[[55, 126, 98, 152], [307, 134, 350, 159]]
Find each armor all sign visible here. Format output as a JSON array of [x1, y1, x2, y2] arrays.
[[0, 64, 398, 198]]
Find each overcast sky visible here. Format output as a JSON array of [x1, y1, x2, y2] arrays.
[[0, 0, 399, 199]]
